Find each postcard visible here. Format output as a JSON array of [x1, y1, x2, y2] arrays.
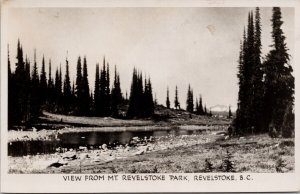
[[1, 0, 299, 192]]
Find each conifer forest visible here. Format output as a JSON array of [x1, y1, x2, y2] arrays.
[[6, 7, 295, 173]]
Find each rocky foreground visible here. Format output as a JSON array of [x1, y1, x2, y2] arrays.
[[8, 129, 294, 173], [9, 130, 223, 173]]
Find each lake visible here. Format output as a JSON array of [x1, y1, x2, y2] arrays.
[[8, 128, 205, 156]]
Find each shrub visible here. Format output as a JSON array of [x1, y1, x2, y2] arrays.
[[204, 159, 214, 172], [275, 157, 287, 173], [219, 150, 236, 172]]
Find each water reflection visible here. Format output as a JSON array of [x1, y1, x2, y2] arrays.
[[8, 128, 205, 156]]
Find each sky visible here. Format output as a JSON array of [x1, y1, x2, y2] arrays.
[[2, 7, 295, 110]]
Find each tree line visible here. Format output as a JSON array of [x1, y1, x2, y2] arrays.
[[9, 41, 215, 127], [234, 7, 294, 137], [8, 41, 155, 127]]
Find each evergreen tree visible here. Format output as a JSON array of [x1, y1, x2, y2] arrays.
[[111, 65, 123, 117], [63, 56, 72, 113], [47, 59, 55, 109], [94, 63, 101, 115], [104, 62, 111, 115], [81, 56, 90, 114], [24, 57, 31, 121], [264, 7, 294, 137], [251, 7, 264, 132], [54, 65, 63, 112], [144, 77, 154, 117], [99, 57, 107, 116], [200, 96, 204, 115], [75, 56, 83, 113], [30, 49, 41, 120], [186, 84, 194, 113], [40, 55, 47, 104], [235, 11, 257, 134], [174, 86, 180, 110], [166, 87, 170, 109], [228, 105, 232, 118], [127, 68, 153, 118], [71, 80, 76, 111], [14, 40, 28, 123], [127, 68, 139, 118], [235, 36, 247, 134], [136, 72, 144, 117], [196, 95, 204, 115], [195, 98, 199, 114]]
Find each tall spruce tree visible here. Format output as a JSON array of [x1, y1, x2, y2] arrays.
[[174, 86, 180, 110], [166, 87, 170, 109], [111, 65, 123, 117], [94, 63, 101, 115], [235, 12, 257, 134], [63, 56, 72, 113], [30, 49, 41, 120], [47, 59, 55, 109], [195, 98, 199, 114], [186, 84, 194, 113], [127, 68, 139, 118], [99, 57, 107, 116], [24, 57, 31, 121], [251, 7, 264, 132], [14, 40, 28, 123], [40, 56, 47, 104], [144, 77, 154, 117], [75, 56, 83, 114], [264, 7, 294, 137], [198, 95, 204, 115], [81, 56, 90, 114], [104, 62, 111, 115], [228, 105, 232, 118]]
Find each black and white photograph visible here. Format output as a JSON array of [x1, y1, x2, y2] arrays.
[[1, 0, 299, 193]]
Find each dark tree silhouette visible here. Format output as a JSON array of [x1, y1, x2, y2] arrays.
[[63, 56, 72, 114], [143, 77, 154, 117], [111, 65, 123, 117], [174, 86, 180, 110], [75, 56, 83, 114], [166, 87, 170, 109], [40, 56, 48, 106], [30, 49, 41, 120], [235, 7, 294, 137], [263, 7, 294, 137], [186, 84, 194, 113], [94, 63, 101, 115], [228, 105, 232, 118], [81, 56, 90, 114]]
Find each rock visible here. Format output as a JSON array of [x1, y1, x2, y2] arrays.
[[102, 144, 107, 150], [48, 162, 65, 168], [79, 146, 87, 151], [63, 153, 77, 160], [55, 147, 63, 153], [224, 135, 230, 140], [32, 127, 37, 132]]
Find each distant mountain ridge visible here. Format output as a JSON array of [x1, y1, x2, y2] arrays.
[[210, 104, 237, 113]]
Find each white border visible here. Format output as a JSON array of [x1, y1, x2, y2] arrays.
[[1, 0, 300, 193]]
